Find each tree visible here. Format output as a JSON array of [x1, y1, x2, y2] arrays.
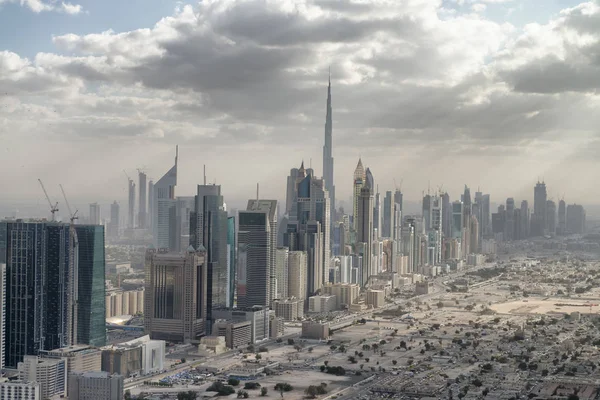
[[237, 389, 249, 398], [256, 353, 262, 360], [207, 382, 236, 396], [177, 392, 197, 400], [392, 360, 397, 365], [244, 382, 261, 390], [261, 387, 268, 396], [276, 338, 283, 343], [324, 361, 329, 366], [308, 347, 314, 353], [348, 356, 357, 364], [400, 341, 407, 350], [437, 301, 444, 308], [228, 378, 240, 387], [259, 346, 269, 353], [124, 390, 132, 400], [274, 383, 293, 392], [287, 338, 295, 345], [380, 339, 387, 345]]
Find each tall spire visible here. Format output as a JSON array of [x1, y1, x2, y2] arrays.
[[323, 68, 335, 227]]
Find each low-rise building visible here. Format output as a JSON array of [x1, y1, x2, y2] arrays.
[[0, 380, 40, 400], [308, 295, 336, 313], [101, 335, 164, 377], [212, 306, 269, 343], [39, 345, 102, 375], [366, 289, 385, 308], [68, 371, 123, 400], [321, 283, 360, 309], [213, 320, 252, 349], [269, 316, 285, 339], [301, 321, 330, 340], [415, 281, 433, 295], [198, 336, 227, 354], [272, 298, 304, 321], [18, 356, 67, 399]]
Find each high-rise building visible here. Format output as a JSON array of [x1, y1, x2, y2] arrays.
[[127, 178, 135, 229], [68, 371, 124, 400], [451, 201, 463, 240], [505, 198, 515, 241], [0, 381, 40, 399], [482, 194, 491, 237], [382, 191, 392, 238], [0, 221, 73, 368], [287, 251, 308, 300], [89, 203, 100, 225], [148, 180, 154, 229], [153, 146, 178, 249], [227, 216, 236, 308], [566, 204, 586, 234], [356, 176, 374, 285], [424, 195, 443, 265], [108, 201, 119, 239], [74, 225, 106, 347], [546, 200, 557, 235], [558, 199, 566, 235], [144, 248, 208, 343], [138, 171, 147, 229], [284, 167, 330, 295], [532, 181, 547, 236], [374, 189, 381, 240], [469, 215, 479, 253], [285, 167, 300, 217], [394, 190, 403, 214], [175, 196, 195, 252], [238, 200, 277, 308], [352, 159, 366, 231], [275, 247, 289, 299], [0, 263, 4, 370], [441, 192, 451, 239], [189, 184, 228, 325], [322, 73, 336, 229], [520, 200, 530, 238]]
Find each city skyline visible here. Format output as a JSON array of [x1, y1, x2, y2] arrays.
[[2, 0, 600, 208]]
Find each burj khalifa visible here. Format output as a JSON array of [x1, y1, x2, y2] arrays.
[[323, 71, 335, 225]]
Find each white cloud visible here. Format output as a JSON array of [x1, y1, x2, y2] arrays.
[[0, 0, 83, 14]]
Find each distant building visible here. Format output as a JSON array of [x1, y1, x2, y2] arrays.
[[138, 171, 147, 229], [272, 298, 304, 321], [321, 283, 360, 310], [89, 203, 101, 225], [101, 335, 165, 377], [269, 316, 285, 339], [0, 381, 40, 400], [275, 247, 289, 299], [39, 345, 101, 375], [108, 201, 119, 239], [0, 264, 5, 370], [566, 204, 586, 234], [287, 251, 308, 300], [212, 307, 270, 343], [144, 248, 208, 343], [153, 146, 178, 250], [18, 356, 67, 399], [68, 371, 123, 400]]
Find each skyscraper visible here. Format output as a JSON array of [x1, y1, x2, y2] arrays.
[[144, 248, 208, 343], [482, 194, 491, 237], [288, 251, 308, 300], [356, 177, 374, 285], [74, 225, 106, 347], [382, 191, 392, 238], [546, 200, 557, 235], [275, 247, 289, 299], [153, 146, 178, 249], [190, 184, 228, 327], [558, 199, 566, 235], [148, 180, 154, 229], [238, 200, 278, 308], [108, 201, 119, 239], [285, 167, 300, 216], [374, 188, 381, 240], [127, 179, 135, 229], [227, 216, 236, 308], [532, 181, 547, 236], [0, 263, 5, 370], [89, 203, 100, 225], [0, 221, 72, 368], [566, 204, 586, 234], [284, 169, 330, 295], [322, 73, 336, 227], [138, 171, 147, 229], [352, 159, 366, 231], [520, 200, 530, 238], [505, 198, 515, 241], [441, 192, 451, 239]]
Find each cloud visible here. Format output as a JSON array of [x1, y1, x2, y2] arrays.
[[0, 0, 83, 14], [2, 0, 600, 205]]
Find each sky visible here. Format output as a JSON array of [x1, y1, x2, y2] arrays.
[[1, 0, 600, 216]]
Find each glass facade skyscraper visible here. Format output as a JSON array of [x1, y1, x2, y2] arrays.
[[74, 225, 106, 347]]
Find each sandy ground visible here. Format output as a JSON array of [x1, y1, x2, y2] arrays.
[[490, 299, 598, 315]]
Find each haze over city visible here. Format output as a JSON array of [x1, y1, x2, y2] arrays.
[[2, 0, 600, 211]]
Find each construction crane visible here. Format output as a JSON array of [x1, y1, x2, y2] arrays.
[[394, 178, 404, 192], [38, 178, 59, 221], [59, 184, 78, 224]]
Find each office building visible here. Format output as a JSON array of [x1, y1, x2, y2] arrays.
[[74, 225, 106, 347], [520, 200, 530, 238], [287, 251, 307, 300], [275, 247, 289, 299], [558, 199, 567, 235], [138, 171, 147, 229], [0, 381, 41, 400], [18, 356, 67, 399], [144, 248, 208, 343], [382, 191, 392, 238], [153, 146, 178, 249], [505, 198, 515, 241], [174, 196, 195, 252], [213, 320, 252, 349], [322, 73, 336, 230], [374, 189, 381, 240], [189, 184, 228, 323], [283, 163, 330, 295], [301, 321, 330, 340], [39, 345, 101, 375], [108, 201, 119, 239], [212, 307, 269, 343], [308, 295, 336, 313], [451, 201, 463, 240], [272, 298, 304, 321], [353, 159, 366, 231], [441, 192, 451, 239], [532, 181, 547, 236], [321, 283, 360, 310], [0, 264, 4, 370], [238, 200, 277, 308], [366, 290, 385, 308], [68, 371, 124, 400], [101, 335, 164, 377], [89, 203, 101, 225], [127, 178, 135, 229], [0, 221, 73, 368], [227, 216, 236, 308], [566, 204, 586, 234], [285, 167, 300, 216], [148, 180, 154, 229], [356, 173, 374, 285], [546, 200, 557, 235]]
